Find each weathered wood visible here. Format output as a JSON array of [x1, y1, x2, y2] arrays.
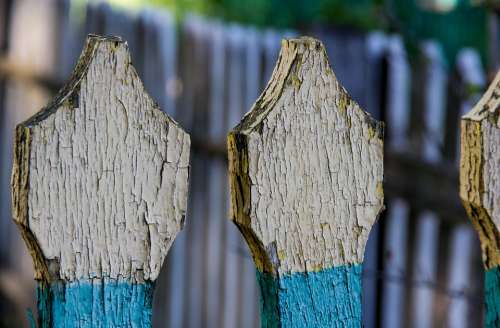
[[460, 70, 500, 327], [228, 37, 384, 327], [11, 34, 190, 327]]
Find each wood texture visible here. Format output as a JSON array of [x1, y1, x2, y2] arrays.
[[228, 36, 384, 327], [11, 34, 190, 326], [460, 70, 500, 327]]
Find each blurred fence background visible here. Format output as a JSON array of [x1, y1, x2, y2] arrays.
[[0, 0, 498, 327]]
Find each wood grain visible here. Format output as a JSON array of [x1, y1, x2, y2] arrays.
[[228, 36, 384, 327], [11, 34, 190, 327], [460, 70, 499, 327]]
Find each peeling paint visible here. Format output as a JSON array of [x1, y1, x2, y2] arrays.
[[257, 264, 363, 328]]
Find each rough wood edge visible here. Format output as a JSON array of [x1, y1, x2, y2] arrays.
[[228, 36, 384, 275], [11, 34, 190, 282], [460, 70, 500, 270]]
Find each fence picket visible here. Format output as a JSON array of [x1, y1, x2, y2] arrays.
[[411, 211, 439, 328], [11, 35, 190, 327], [241, 26, 262, 328], [381, 199, 409, 328], [385, 35, 411, 151], [228, 37, 384, 327], [224, 24, 247, 328], [420, 41, 448, 163], [460, 70, 500, 328]]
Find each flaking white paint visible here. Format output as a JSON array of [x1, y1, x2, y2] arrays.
[[13, 35, 190, 282], [230, 37, 384, 274]]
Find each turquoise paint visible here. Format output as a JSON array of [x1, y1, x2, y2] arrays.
[[485, 266, 500, 328], [36, 279, 154, 328], [257, 264, 363, 328]]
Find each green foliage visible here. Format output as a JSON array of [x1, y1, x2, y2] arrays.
[[107, 0, 487, 64], [389, 0, 487, 66]]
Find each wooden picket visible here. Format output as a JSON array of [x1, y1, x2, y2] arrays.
[[11, 35, 190, 327], [228, 37, 384, 327], [460, 70, 500, 328]]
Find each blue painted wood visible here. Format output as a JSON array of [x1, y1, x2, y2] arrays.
[[256, 264, 363, 328], [485, 266, 500, 328], [36, 280, 154, 328]]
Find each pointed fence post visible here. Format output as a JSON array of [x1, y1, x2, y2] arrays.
[[228, 37, 384, 327], [460, 70, 500, 328], [11, 35, 191, 327]]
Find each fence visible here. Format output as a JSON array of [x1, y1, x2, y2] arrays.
[[0, 0, 497, 327]]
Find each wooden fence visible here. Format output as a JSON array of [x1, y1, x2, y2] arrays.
[[0, 0, 497, 327]]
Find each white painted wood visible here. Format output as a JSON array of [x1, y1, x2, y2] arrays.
[[229, 37, 384, 274], [166, 16, 204, 328], [140, 8, 177, 117], [203, 21, 226, 328], [154, 9, 178, 119], [166, 227, 187, 328], [206, 158, 227, 327], [11, 35, 190, 283], [186, 154, 207, 328], [421, 41, 448, 162], [381, 198, 409, 328], [207, 21, 226, 144], [224, 23, 246, 328], [386, 35, 411, 151], [412, 211, 440, 328], [446, 225, 475, 328]]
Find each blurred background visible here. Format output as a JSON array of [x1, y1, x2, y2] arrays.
[[0, 0, 498, 327]]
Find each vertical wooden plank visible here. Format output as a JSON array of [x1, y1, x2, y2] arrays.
[[410, 41, 446, 327], [153, 9, 178, 118], [223, 23, 247, 328], [1, 2, 61, 318], [0, 0, 13, 54], [445, 225, 477, 327], [11, 35, 190, 327], [102, 5, 140, 64], [181, 15, 210, 328], [203, 20, 226, 328], [241, 25, 262, 328], [228, 37, 384, 327], [140, 10, 163, 112], [411, 212, 440, 328], [488, 12, 499, 73], [261, 30, 281, 86], [364, 31, 388, 120], [460, 70, 500, 328], [381, 199, 409, 328], [84, 2, 106, 36], [420, 41, 448, 163], [363, 32, 387, 328], [455, 48, 486, 161], [165, 15, 200, 328], [0, 0, 12, 265], [385, 35, 411, 151]]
